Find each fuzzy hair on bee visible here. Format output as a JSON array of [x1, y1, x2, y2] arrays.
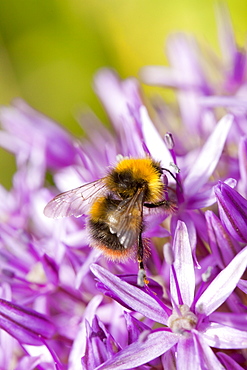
[[44, 156, 175, 286]]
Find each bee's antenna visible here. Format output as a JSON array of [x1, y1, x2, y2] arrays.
[[161, 167, 178, 182], [161, 167, 183, 194]]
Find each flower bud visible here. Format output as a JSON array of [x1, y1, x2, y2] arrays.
[[215, 181, 247, 243]]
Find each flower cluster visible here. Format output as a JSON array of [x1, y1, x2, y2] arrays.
[[0, 5, 246, 370]]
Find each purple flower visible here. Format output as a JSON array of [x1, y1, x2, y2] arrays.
[[0, 298, 55, 345], [238, 135, 247, 198], [0, 99, 78, 169], [205, 210, 241, 269], [0, 297, 58, 369], [81, 315, 121, 369], [215, 181, 247, 243], [140, 3, 247, 140], [0, 4, 246, 369], [91, 221, 247, 369]]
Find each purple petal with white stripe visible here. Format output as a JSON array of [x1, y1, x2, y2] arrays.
[[95, 330, 178, 370], [195, 246, 247, 316], [170, 221, 195, 307], [91, 264, 169, 324], [183, 114, 233, 198]]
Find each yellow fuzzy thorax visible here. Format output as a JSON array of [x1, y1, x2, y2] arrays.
[[112, 157, 163, 202]]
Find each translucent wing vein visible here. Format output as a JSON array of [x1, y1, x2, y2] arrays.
[[44, 179, 107, 218]]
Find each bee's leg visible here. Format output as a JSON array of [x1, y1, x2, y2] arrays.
[[137, 233, 149, 287], [144, 200, 171, 208], [144, 199, 177, 212]]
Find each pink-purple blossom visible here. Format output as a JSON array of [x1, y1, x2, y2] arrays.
[[0, 4, 246, 370]]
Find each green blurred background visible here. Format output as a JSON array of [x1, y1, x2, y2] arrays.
[[0, 0, 246, 187]]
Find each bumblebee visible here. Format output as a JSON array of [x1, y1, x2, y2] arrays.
[[44, 157, 174, 286]]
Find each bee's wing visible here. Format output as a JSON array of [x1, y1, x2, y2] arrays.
[[44, 178, 107, 218], [108, 188, 145, 249]]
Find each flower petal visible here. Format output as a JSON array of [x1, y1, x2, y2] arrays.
[[195, 246, 247, 316], [94, 68, 142, 132], [238, 279, 247, 294], [82, 316, 120, 370], [0, 99, 77, 169], [205, 210, 240, 269], [202, 322, 247, 349], [0, 299, 55, 345], [69, 295, 103, 370], [123, 311, 151, 345], [209, 312, 247, 332], [215, 181, 247, 243], [188, 178, 237, 210], [95, 330, 178, 370], [14, 356, 42, 370], [93, 69, 146, 158], [140, 106, 173, 167], [183, 114, 233, 198], [91, 264, 169, 324], [185, 186, 216, 209], [238, 136, 247, 198], [177, 337, 200, 370], [217, 352, 246, 370], [199, 96, 247, 110], [170, 221, 195, 307], [193, 331, 225, 369]]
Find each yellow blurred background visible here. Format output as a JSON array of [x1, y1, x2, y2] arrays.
[[0, 0, 246, 187]]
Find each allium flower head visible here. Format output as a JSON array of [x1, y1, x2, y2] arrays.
[[91, 222, 247, 370], [0, 4, 246, 369]]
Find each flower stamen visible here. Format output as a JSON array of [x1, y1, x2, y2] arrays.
[[167, 304, 198, 334]]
